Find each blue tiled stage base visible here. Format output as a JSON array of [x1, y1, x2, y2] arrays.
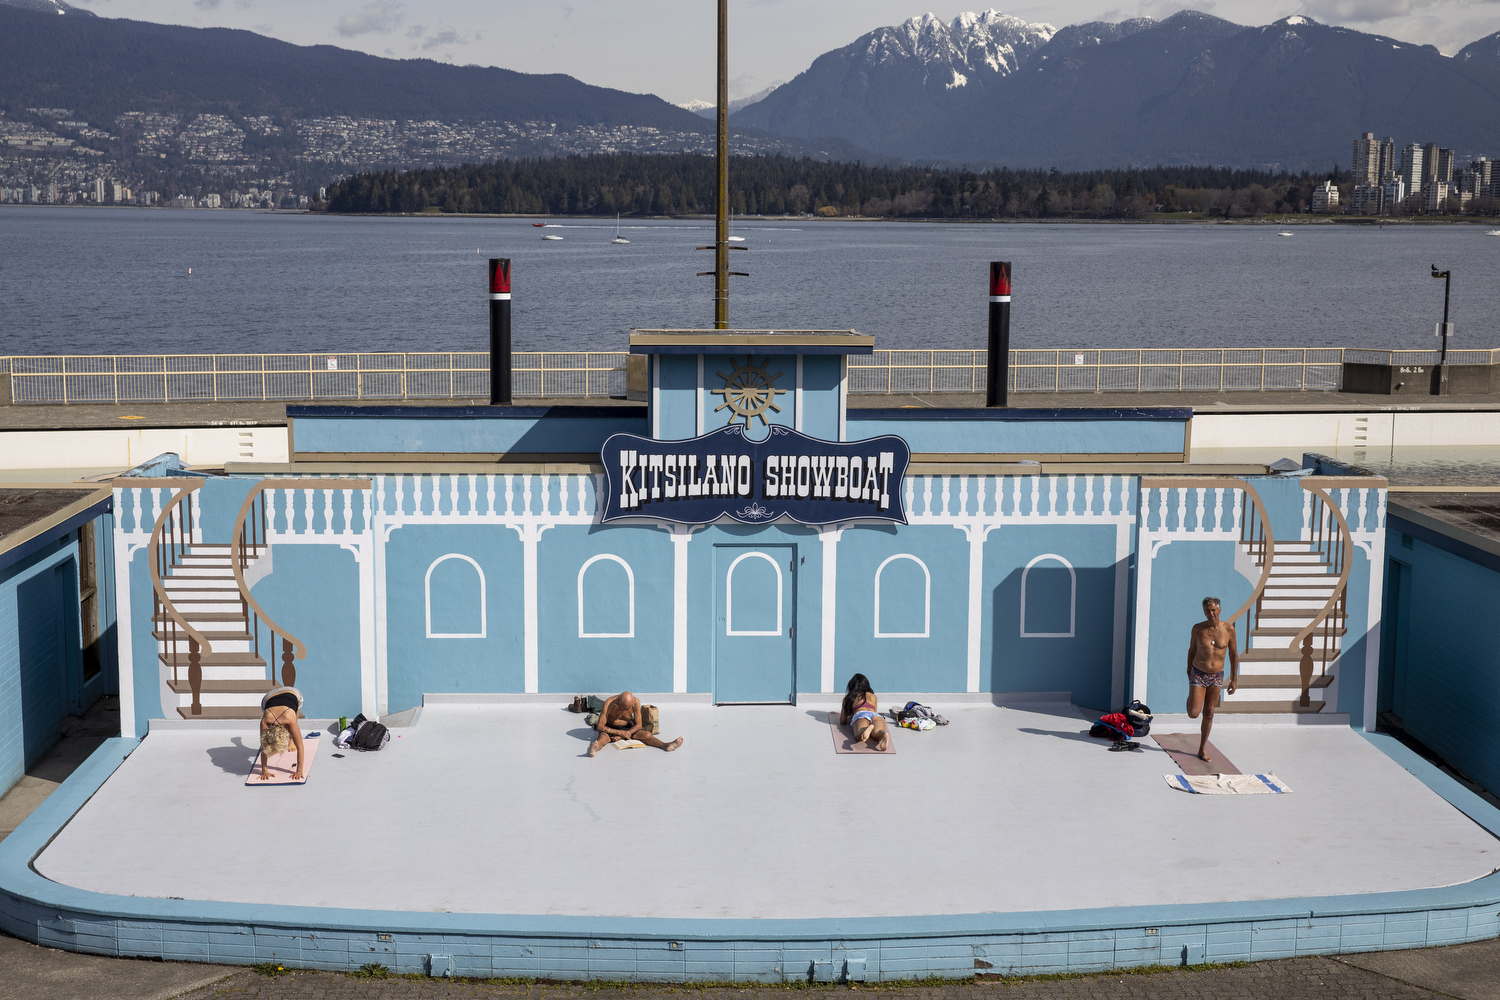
[[3, 738, 1498, 981]]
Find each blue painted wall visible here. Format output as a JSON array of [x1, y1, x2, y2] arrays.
[[1381, 515, 1500, 794], [985, 524, 1123, 707], [250, 547, 363, 721], [385, 525, 526, 713], [0, 536, 81, 793], [1141, 539, 1252, 710]]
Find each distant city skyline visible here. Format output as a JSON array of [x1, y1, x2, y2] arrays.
[[65, 0, 1500, 107]]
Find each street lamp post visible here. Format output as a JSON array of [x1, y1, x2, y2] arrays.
[[1431, 264, 1452, 394]]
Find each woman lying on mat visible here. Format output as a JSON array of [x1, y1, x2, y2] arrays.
[[258, 686, 305, 781], [840, 673, 890, 752]]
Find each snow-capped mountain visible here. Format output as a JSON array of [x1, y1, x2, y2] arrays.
[[734, 10, 1056, 156], [676, 83, 786, 120], [853, 10, 1055, 91], [735, 9, 1500, 170]]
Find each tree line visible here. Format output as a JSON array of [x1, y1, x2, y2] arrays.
[[323, 152, 1488, 219]]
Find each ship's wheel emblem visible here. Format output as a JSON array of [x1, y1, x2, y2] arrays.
[[711, 356, 787, 427]]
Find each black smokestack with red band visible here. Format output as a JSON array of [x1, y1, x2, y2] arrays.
[[489, 258, 511, 406], [987, 261, 1011, 408]]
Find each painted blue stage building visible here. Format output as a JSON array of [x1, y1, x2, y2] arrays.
[[110, 330, 1388, 735]]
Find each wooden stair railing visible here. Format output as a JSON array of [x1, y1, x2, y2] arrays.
[[1290, 480, 1354, 706], [147, 482, 213, 716], [231, 482, 307, 688]]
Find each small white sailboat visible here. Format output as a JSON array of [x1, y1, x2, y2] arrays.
[[1277, 231, 1294, 236], [542, 234, 564, 241], [1487, 230, 1500, 236], [611, 214, 629, 244], [727, 211, 745, 242]]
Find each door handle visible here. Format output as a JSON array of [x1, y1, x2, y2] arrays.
[[789, 625, 794, 638]]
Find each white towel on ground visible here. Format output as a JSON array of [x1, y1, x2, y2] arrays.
[[1165, 772, 1292, 794]]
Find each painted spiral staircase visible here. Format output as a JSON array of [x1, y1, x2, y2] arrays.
[[1222, 482, 1352, 715], [150, 483, 305, 720]]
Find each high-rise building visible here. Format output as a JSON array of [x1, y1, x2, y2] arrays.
[[1420, 142, 1442, 187], [93, 177, 105, 202], [1401, 144, 1425, 189], [1424, 181, 1450, 214], [1378, 137, 1397, 182], [1352, 132, 1381, 186], [1311, 179, 1341, 213], [112, 182, 123, 203], [1436, 148, 1455, 184], [1383, 177, 1407, 211], [1475, 158, 1495, 198], [1351, 185, 1384, 214]]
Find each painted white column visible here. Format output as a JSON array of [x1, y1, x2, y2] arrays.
[[961, 523, 990, 693], [514, 523, 554, 694], [819, 526, 844, 692], [1110, 521, 1131, 711], [670, 527, 694, 693], [1131, 538, 1163, 703], [374, 519, 392, 716], [358, 537, 378, 719], [1361, 533, 1386, 732], [113, 501, 138, 737]]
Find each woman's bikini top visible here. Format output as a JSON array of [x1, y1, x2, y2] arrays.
[[263, 691, 300, 713]]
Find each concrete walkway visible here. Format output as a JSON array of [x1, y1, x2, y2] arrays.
[[33, 702, 1500, 918]]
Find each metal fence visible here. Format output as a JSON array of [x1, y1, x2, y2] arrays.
[[3, 348, 1497, 403]]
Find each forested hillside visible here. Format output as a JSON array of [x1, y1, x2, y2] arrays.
[[327, 153, 1480, 218]]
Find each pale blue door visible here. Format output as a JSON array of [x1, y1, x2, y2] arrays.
[[713, 545, 796, 703]]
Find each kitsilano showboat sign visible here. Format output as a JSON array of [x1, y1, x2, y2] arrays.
[[600, 425, 911, 526]]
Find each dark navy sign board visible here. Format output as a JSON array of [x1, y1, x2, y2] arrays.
[[601, 425, 911, 526]]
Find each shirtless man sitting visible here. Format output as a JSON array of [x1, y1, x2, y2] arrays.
[[588, 691, 684, 757], [1186, 596, 1238, 762]]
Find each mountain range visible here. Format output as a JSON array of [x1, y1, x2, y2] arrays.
[[733, 11, 1500, 170]]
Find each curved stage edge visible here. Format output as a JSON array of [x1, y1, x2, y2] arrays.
[[3, 735, 1498, 981]]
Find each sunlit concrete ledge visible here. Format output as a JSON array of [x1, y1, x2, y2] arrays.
[[2, 720, 1499, 980]]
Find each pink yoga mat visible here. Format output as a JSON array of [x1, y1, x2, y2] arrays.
[[1152, 733, 1241, 776], [827, 712, 895, 754], [245, 735, 320, 785]]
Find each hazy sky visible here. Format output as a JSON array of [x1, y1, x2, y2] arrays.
[[70, 0, 1500, 105]]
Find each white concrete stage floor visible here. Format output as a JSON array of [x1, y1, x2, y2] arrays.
[[35, 703, 1500, 920]]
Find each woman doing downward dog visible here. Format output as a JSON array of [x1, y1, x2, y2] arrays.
[[258, 686, 306, 781], [840, 673, 890, 752]]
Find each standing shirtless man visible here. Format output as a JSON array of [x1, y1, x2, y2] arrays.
[[588, 691, 684, 757], [1186, 596, 1238, 762]]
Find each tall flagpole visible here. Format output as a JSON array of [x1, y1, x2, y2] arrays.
[[715, 0, 729, 328]]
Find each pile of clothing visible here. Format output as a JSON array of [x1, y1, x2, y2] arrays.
[[1089, 700, 1152, 752], [888, 701, 949, 731]]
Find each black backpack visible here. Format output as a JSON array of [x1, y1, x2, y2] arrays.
[[346, 713, 390, 752]]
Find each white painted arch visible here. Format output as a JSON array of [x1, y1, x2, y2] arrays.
[[1020, 553, 1075, 638], [874, 553, 930, 638], [425, 553, 487, 639], [577, 553, 635, 638], [725, 550, 783, 636]]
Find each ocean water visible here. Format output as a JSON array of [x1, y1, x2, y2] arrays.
[[1, 207, 1496, 356]]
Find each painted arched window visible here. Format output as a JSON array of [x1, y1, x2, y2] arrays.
[[1020, 554, 1075, 638], [577, 554, 635, 638], [425, 554, 486, 639], [874, 553, 930, 638], [725, 551, 783, 636]]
